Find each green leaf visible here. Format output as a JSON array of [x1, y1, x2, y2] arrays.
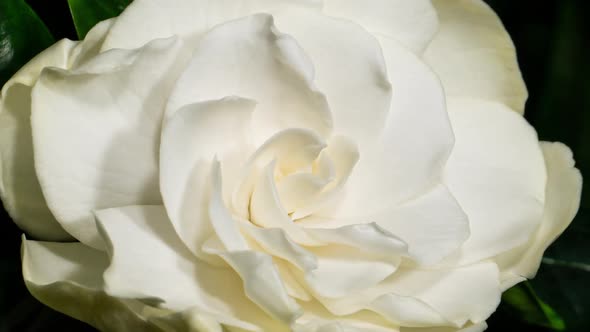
[[0, 0, 54, 87], [502, 282, 566, 330], [67, 0, 132, 39]]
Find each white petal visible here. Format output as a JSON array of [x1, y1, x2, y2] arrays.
[[206, 163, 303, 323], [373, 184, 470, 266], [317, 136, 359, 189], [443, 98, 546, 264], [208, 161, 250, 251], [305, 223, 407, 257], [277, 173, 327, 214], [272, 9, 392, 143], [498, 275, 526, 293], [378, 37, 453, 204], [293, 318, 399, 332], [95, 205, 283, 331], [250, 161, 320, 245], [31, 37, 188, 248], [313, 150, 336, 181], [1, 21, 114, 241], [1, 40, 76, 240], [97, 205, 211, 309], [357, 264, 497, 326], [292, 136, 359, 220], [2, 39, 77, 89], [160, 97, 255, 257], [275, 261, 314, 301], [368, 294, 448, 327], [313, 278, 449, 328], [233, 128, 327, 221], [425, 0, 527, 113], [325, 38, 453, 218], [101, 0, 321, 51], [22, 238, 106, 290], [250, 128, 328, 174], [69, 19, 115, 67], [166, 14, 332, 144], [240, 224, 318, 271], [299, 223, 408, 299], [215, 251, 302, 323], [334, 263, 500, 327], [324, 0, 438, 54], [304, 246, 399, 298], [295, 302, 401, 332], [496, 142, 582, 281], [21, 238, 158, 331], [318, 290, 449, 328]]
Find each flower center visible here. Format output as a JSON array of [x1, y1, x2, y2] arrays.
[[228, 128, 359, 230]]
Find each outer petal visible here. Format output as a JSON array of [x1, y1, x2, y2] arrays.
[[0, 20, 113, 240], [425, 0, 528, 113], [95, 205, 286, 331], [102, 0, 321, 50], [166, 14, 332, 144], [1, 41, 76, 240], [496, 142, 582, 283], [323, 0, 438, 54], [21, 238, 160, 331], [443, 98, 546, 264], [69, 19, 116, 67], [31, 37, 188, 249]]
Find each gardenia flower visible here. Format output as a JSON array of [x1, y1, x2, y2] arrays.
[[0, 0, 582, 331]]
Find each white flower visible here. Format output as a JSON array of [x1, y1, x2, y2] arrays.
[[0, 0, 582, 331]]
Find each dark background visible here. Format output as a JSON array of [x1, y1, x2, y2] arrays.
[[1, 0, 589, 331]]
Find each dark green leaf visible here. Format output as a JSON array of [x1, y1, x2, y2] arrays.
[[528, 209, 590, 332], [545, 208, 590, 266], [502, 282, 565, 330], [0, 0, 54, 87], [67, 0, 131, 39]]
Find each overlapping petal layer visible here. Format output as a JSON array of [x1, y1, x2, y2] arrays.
[[31, 37, 189, 249], [425, 0, 528, 113], [166, 14, 332, 144], [326, 36, 454, 217], [22, 238, 161, 331], [495, 142, 582, 287], [443, 98, 546, 264], [96, 205, 285, 331], [0, 20, 114, 240]]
